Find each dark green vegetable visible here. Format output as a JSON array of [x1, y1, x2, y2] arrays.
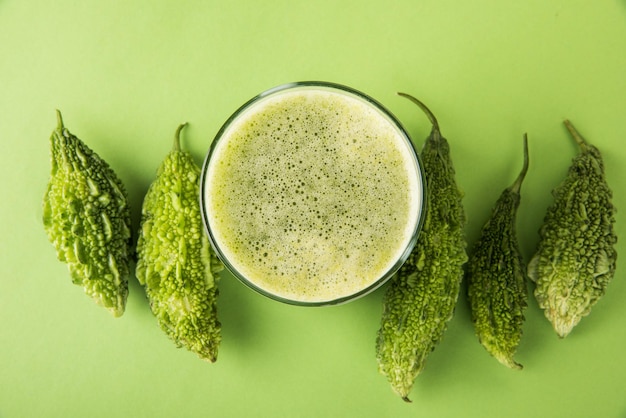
[[466, 135, 529, 369], [528, 120, 617, 338], [135, 123, 223, 362], [376, 94, 468, 402], [43, 110, 132, 317]]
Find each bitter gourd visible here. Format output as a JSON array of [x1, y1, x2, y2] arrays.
[[466, 135, 529, 369], [528, 120, 617, 338], [42, 110, 132, 317], [376, 94, 468, 402], [135, 123, 223, 362]]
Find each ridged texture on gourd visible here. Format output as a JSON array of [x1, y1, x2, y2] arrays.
[[376, 95, 467, 402], [135, 124, 223, 362], [528, 120, 617, 338], [43, 110, 131, 317], [467, 136, 529, 369]]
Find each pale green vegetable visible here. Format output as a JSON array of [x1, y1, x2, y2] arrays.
[[466, 135, 529, 369], [43, 110, 132, 317], [135, 123, 223, 362], [528, 120, 617, 338], [376, 94, 468, 402]]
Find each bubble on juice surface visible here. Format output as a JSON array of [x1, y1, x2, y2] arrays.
[[205, 87, 421, 303]]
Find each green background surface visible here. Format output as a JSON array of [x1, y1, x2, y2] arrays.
[[1, 1, 625, 417]]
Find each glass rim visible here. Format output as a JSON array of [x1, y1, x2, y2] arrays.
[[199, 80, 426, 306]]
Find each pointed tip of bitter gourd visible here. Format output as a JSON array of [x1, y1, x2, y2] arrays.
[[390, 384, 413, 403], [108, 304, 125, 318], [553, 318, 577, 339], [495, 352, 523, 371]]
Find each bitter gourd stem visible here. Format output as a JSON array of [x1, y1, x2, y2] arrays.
[[173, 122, 188, 152], [509, 133, 529, 195], [397, 92, 440, 135], [563, 119, 588, 152]]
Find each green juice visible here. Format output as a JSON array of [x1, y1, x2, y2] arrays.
[[201, 83, 424, 305]]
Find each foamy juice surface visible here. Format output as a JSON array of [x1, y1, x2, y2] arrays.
[[202, 84, 423, 304]]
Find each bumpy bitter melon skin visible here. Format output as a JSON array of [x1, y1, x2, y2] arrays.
[[528, 120, 617, 338], [466, 135, 529, 370], [43, 110, 132, 317], [135, 124, 223, 362], [376, 94, 468, 402]]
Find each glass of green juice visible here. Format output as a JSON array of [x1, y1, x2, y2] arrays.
[[200, 81, 425, 306]]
